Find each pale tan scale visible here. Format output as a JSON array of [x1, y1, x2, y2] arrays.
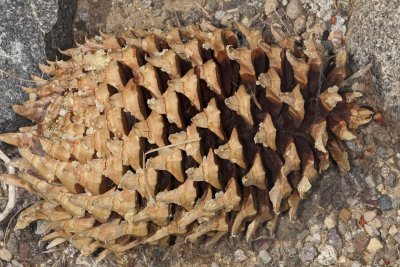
[[231, 190, 258, 236], [146, 148, 184, 182], [119, 168, 158, 200], [191, 98, 224, 140], [224, 85, 254, 125], [156, 178, 197, 211], [286, 51, 310, 87], [186, 149, 220, 189], [258, 68, 282, 105], [146, 49, 181, 79], [147, 88, 183, 128], [196, 60, 222, 95], [242, 152, 267, 189], [168, 123, 202, 164], [280, 84, 305, 122], [168, 68, 201, 111], [254, 113, 277, 151], [215, 128, 246, 169], [310, 120, 328, 153], [133, 111, 165, 147]]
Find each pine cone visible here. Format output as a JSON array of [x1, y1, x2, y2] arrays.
[[0, 22, 373, 261]]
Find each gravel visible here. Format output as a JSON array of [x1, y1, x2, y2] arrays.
[[378, 195, 393, 211], [299, 244, 317, 262]]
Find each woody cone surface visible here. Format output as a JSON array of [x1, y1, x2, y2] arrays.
[[0, 22, 373, 260]]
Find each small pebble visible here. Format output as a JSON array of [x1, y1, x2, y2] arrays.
[[299, 244, 317, 262], [367, 238, 383, 254], [264, 0, 278, 15], [317, 245, 337, 266], [306, 233, 321, 244], [363, 210, 377, 222], [339, 208, 351, 222], [388, 225, 398, 236], [286, 0, 304, 19], [394, 233, 400, 243], [293, 15, 306, 34], [328, 228, 343, 249], [309, 224, 321, 234], [365, 175, 376, 188], [324, 217, 336, 230], [383, 171, 397, 188], [259, 250, 272, 264], [234, 249, 248, 263], [378, 195, 393, 211], [284, 247, 297, 257], [214, 10, 225, 21], [368, 218, 382, 229], [0, 248, 12, 262]]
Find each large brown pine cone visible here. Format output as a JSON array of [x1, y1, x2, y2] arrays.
[[0, 22, 373, 261]]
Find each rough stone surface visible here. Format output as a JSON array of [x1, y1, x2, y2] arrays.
[[347, 0, 400, 122], [286, 0, 304, 19], [0, 0, 76, 134], [264, 0, 279, 15], [299, 244, 317, 262], [317, 245, 337, 266]]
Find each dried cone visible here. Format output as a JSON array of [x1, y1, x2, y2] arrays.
[[0, 22, 374, 259]]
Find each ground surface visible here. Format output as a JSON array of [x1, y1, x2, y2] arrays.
[[0, 0, 399, 266]]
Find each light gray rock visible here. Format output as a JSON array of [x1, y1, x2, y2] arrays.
[[286, 0, 304, 19], [264, 0, 279, 16], [259, 250, 272, 264], [317, 245, 337, 266], [0, 0, 76, 134], [299, 244, 317, 262], [348, 0, 400, 122]]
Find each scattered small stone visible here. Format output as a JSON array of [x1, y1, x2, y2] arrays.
[[383, 171, 397, 188], [296, 230, 310, 240], [284, 247, 297, 257], [259, 250, 272, 264], [395, 153, 400, 169], [394, 233, 400, 244], [264, 0, 278, 16], [324, 216, 336, 230], [234, 249, 248, 263], [0, 248, 12, 262], [286, 0, 304, 19], [214, 10, 225, 21], [328, 228, 343, 249], [378, 195, 393, 211], [352, 232, 369, 253], [306, 233, 321, 244], [365, 175, 376, 188], [351, 261, 362, 267], [388, 225, 398, 236], [11, 260, 23, 267], [211, 262, 219, 267], [281, 0, 288, 6], [367, 238, 383, 254], [205, 0, 219, 12], [363, 210, 377, 222], [368, 218, 382, 229], [299, 244, 317, 262], [339, 208, 351, 222], [317, 245, 337, 266], [293, 15, 306, 34], [309, 224, 321, 234]]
